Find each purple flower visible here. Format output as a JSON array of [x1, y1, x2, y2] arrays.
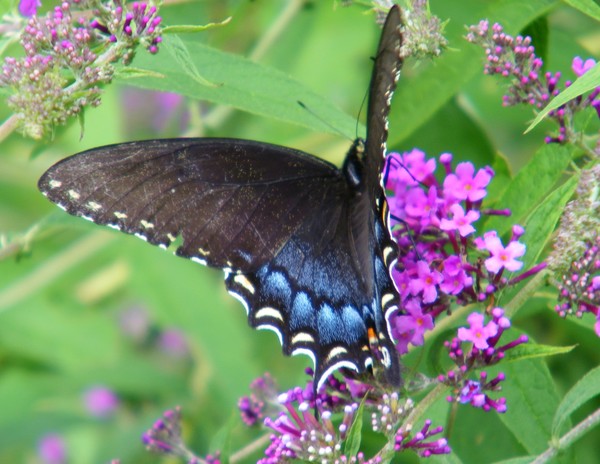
[[83, 386, 119, 418], [409, 261, 443, 303], [457, 312, 498, 350], [18, 0, 40, 17], [392, 302, 434, 346], [440, 203, 480, 236], [440, 268, 473, 295], [38, 434, 66, 464], [476, 231, 526, 273], [158, 328, 189, 358], [443, 162, 491, 202]]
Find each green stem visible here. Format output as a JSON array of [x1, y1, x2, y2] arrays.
[[0, 114, 20, 143], [403, 383, 448, 428], [230, 433, 271, 463], [531, 407, 600, 464], [0, 232, 114, 313]]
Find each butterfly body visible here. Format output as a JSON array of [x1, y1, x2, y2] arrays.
[[38, 6, 404, 390]]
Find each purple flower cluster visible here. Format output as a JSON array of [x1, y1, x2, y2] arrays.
[[466, 20, 600, 146], [84, 0, 163, 56], [142, 407, 211, 463], [438, 308, 528, 413], [383, 149, 538, 354], [260, 392, 362, 464], [1, 0, 163, 139], [554, 235, 600, 336], [237, 373, 450, 462], [238, 373, 279, 426], [548, 165, 600, 336], [394, 419, 450, 457]]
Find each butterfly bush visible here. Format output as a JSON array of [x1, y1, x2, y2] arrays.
[[466, 20, 600, 149], [0, 0, 163, 139], [466, 21, 600, 335]]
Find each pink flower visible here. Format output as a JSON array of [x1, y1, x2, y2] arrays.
[[457, 312, 498, 350], [83, 386, 119, 418], [572, 57, 596, 77], [18, 0, 40, 17], [477, 231, 526, 273], [387, 149, 436, 187], [440, 204, 480, 236], [38, 434, 66, 464], [443, 162, 492, 202]]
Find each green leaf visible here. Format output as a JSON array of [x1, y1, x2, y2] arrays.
[[552, 364, 600, 437], [560, 0, 600, 21], [209, 412, 239, 464], [502, 342, 575, 363], [499, 359, 561, 455], [344, 396, 367, 457], [116, 66, 165, 80], [163, 17, 232, 34], [520, 175, 579, 269], [163, 35, 218, 87], [526, 61, 600, 132], [428, 452, 465, 464], [484, 143, 574, 237], [129, 35, 358, 137]]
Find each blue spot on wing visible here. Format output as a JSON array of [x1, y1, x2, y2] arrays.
[[263, 270, 292, 307], [341, 306, 366, 342], [290, 292, 315, 330], [317, 303, 345, 345]]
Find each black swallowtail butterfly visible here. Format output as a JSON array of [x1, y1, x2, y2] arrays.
[[38, 6, 404, 391]]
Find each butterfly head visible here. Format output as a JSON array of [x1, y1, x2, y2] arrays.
[[342, 138, 367, 188]]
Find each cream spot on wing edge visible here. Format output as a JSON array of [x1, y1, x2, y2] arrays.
[[87, 201, 102, 211], [255, 307, 283, 321], [291, 332, 314, 345], [233, 274, 255, 294], [325, 346, 348, 362]]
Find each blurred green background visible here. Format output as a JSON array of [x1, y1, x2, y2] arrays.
[[1, 0, 599, 462]]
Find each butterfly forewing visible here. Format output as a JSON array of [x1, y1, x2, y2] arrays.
[[39, 138, 346, 271]]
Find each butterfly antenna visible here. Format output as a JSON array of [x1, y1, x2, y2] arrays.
[[356, 83, 370, 140], [297, 101, 352, 142]]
